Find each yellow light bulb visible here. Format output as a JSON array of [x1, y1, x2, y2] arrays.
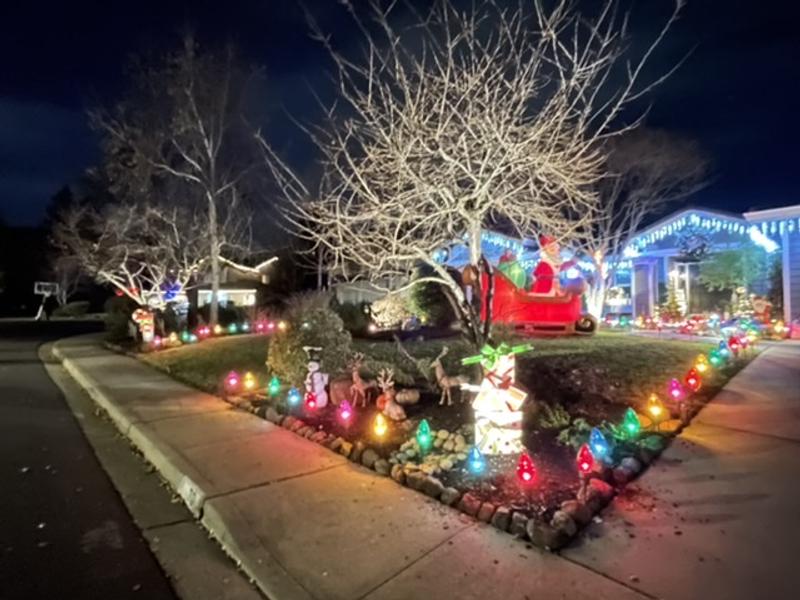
[[277, 321, 288, 331], [694, 354, 709, 374], [373, 413, 388, 437], [243, 372, 257, 391], [647, 394, 664, 420]]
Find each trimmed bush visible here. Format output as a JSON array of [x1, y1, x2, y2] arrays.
[[53, 300, 89, 317], [103, 296, 138, 342], [198, 303, 249, 326], [267, 297, 352, 385], [334, 301, 371, 335]]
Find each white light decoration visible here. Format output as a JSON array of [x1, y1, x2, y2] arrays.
[[464, 348, 528, 455], [748, 226, 779, 253]]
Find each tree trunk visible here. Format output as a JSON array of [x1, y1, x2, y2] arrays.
[[317, 248, 325, 290], [208, 195, 220, 327], [587, 278, 607, 319]]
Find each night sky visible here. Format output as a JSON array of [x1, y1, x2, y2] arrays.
[[1, 0, 798, 226]]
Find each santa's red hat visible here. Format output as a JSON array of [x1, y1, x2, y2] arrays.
[[538, 234, 556, 247]]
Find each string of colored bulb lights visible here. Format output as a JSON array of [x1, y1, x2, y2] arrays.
[[219, 331, 755, 495], [149, 319, 288, 350]]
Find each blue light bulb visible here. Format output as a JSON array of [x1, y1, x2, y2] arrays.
[[589, 427, 610, 461], [467, 446, 486, 475], [287, 387, 301, 406]]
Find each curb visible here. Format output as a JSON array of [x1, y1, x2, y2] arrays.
[[52, 341, 210, 515], [52, 339, 313, 600]]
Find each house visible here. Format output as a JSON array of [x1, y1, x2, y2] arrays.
[[191, 256, 278, 318], [437, 204, 800, 323], [622, 205, 799, 322]]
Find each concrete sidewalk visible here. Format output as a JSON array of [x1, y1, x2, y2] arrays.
[[564, 342, 800, 600], [54, 335, 800, 600]]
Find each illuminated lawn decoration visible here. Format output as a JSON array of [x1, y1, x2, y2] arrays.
[[180, 330, 191, 343], [255, 321, 266, 333], [268, 375, 281, 397], [576, 443, 594, 475], [338, 400, 353, 424], [188, 333, 198, 343], [287, 386, 301, 407], [668, 379, 684, 402], [373, 413, 388, 438], [694, 354, 709, 374], [461, 343, 532, 455], [228, 323, 238, 334], [718, 340, 731, 359], [213, 324, 223, 335], [168, 332, 179, 345], [727, 335, 741, 356], [197, 325, 211, 338], [267, 321, 276, 332], [241, 321, 250, 332], [225, 370, 241, 392], [277, 320, 288, 331], [416, 419, 432, 453], [467, 446, 486, 475], [708, 349, 723, 367], [589, 427, 610, 462], [152, 335, 163, 348], [684, 368, 701, 392], [647, 393, 666, 428], [516, 452, 536, 484], [622, 408, 641, 439]]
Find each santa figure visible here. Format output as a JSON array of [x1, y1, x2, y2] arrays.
[[531, 234, 575, 295]]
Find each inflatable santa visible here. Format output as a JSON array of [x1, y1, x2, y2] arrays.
[[531, 234, 575, 295]]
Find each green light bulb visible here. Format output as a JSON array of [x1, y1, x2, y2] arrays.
[[622, 408, 641, 439], [268, 375, 280, 397], [416, 419, 432, 452]]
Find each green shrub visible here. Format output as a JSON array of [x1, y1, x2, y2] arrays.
[[267, 301, 352, 385], [198, 303, 249, 326], [538, 402, 572, 429], [53, 300, 90, 317], [410, 278, 455, 327], [334, 301, 371, 335], [103, 296, 138, 342], [556, 417, 592, 450]]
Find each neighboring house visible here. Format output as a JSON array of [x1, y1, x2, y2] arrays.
[[621, 205, 798, 322], [190, 256, 278, 318]]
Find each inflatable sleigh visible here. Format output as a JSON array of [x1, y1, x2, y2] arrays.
[[481, 270, 597, 335]]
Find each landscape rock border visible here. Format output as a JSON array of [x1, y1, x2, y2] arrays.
[[244, 398, 674, 551]]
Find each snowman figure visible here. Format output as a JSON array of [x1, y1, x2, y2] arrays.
[[303, 346, 329, 408]]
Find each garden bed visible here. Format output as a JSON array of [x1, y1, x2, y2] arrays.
[[139, 330, 753, 549]]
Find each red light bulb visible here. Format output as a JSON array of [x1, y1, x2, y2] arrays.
[[516, 452, 536, 484], [305, 392, 317, 410], [576, 443, 594, 475], [684, 368, 701, 392]]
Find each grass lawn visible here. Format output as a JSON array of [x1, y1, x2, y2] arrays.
[[141, 334, 270, 393], [141, 330, 732, 420]]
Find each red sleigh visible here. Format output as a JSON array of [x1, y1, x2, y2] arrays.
[[481, 271, 597, 335]]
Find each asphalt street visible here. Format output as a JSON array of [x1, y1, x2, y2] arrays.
[[0, 320, 177, 600]]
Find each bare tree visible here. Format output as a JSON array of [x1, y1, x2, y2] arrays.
[[579, 129, 709, 317], [53, 201, 208, 307], [262, 0, 684, 349], [49, 255, 83, 306], [92, 36, 260, 325]]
